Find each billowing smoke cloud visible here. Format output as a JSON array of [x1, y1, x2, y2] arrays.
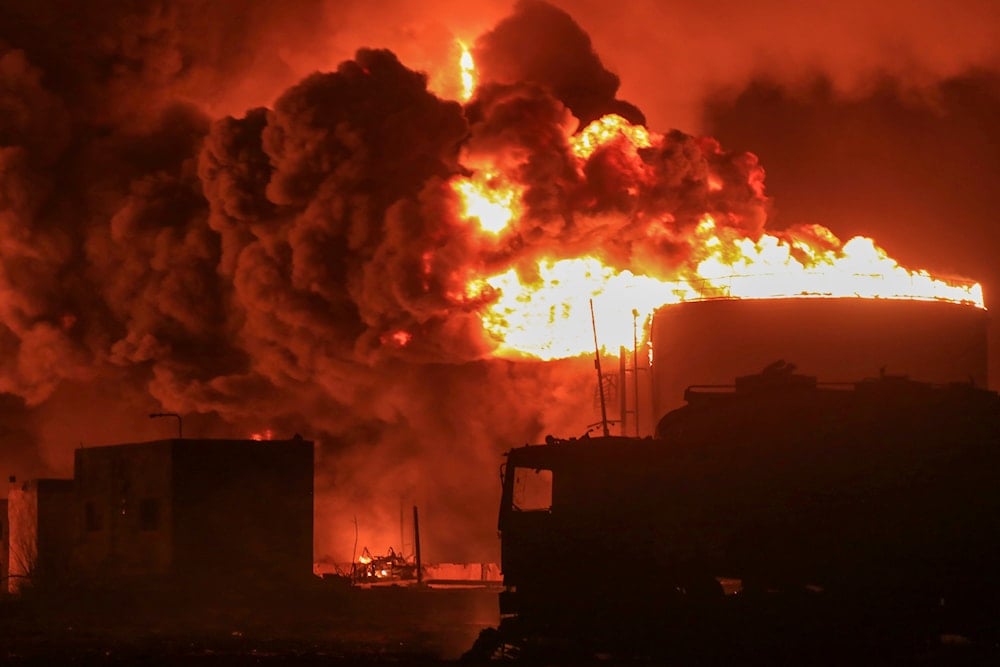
[[0, 0, 997, 564], [551, 0, 1000, 133], [473, 0, 644, 126]]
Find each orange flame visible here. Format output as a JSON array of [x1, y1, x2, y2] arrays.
[[457, 40, 476, 103], [455, 114, 984, 361], [570, 113, 653, 160], [453, 168, 523, 234], [250, 429, 273, 441]]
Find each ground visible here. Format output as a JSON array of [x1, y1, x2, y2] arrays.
[[2, 581, 1000, 665], [0, 580, 499, 665]]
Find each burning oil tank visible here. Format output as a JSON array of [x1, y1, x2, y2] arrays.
[[650, 297, 987, 418]]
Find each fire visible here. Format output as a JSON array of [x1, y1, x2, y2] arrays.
[[457, 40, 476, 102], [473, 258, 690, 360], [453, 168, 523, 234], [691, 217, 984, 305], [455, 114, 983, 361], [570, 113, 653, 160], [250, 429, 273, 441]]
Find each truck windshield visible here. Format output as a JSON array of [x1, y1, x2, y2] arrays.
[[511, 467, 553, 512]]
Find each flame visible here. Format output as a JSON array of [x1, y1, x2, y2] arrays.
[[691, 217, 983, 305], [471, 224, 983, 360], [453, 168, 522, 234], [570, 113, 653, 160], [250, 429, 273, 441], [457, 40, 476, 102], [449, 113, 983, 361], [473, 258, 689, 359]]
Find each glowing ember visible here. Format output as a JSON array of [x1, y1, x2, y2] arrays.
[[453, 169, 522, 234], [457, 40, 476, 102], [380, 329, 413, 347]]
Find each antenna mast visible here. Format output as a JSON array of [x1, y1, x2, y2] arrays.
[[590, 299, 611, 437]]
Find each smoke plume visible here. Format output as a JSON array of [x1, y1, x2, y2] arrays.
[[0, 0, 996, 563]]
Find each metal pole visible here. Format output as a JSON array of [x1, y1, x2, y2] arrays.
[[619, 346, 627, 436], [412, 505, 423, 585], [632, 309, 640, 437], [590, 299, 610, 438]]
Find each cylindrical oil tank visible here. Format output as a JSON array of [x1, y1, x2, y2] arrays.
[[650, 298, 988, 419]]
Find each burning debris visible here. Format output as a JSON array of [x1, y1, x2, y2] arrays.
[[0, 0, 993, 567], [352, 547, 418, 585]]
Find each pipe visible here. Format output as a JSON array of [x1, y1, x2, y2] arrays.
[[149, 412, 182, 439]]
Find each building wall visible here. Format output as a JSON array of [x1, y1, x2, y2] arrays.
[[171, 438, 314, 585], [7, 479, 74, 593], [0, 498, 8, 596], [74, 442, 174, 581], [70, 438, 313, 588]]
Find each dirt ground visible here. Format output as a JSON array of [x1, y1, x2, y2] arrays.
[[3, 582, 1000, 665], [0, 581, 500, 665]]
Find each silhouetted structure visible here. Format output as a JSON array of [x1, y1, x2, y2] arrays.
[[73, 438, 314, 589], [480, 366, 1000, 659]]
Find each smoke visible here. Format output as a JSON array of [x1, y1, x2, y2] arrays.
[[0, 0, 997, 563], [550, 0, 1000, 132], [473, 0, 644, 127]]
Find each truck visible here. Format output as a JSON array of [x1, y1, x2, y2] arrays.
[[468, 363, 1000, 660]]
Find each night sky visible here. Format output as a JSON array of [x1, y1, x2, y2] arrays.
[[0, 0, 997, 563]]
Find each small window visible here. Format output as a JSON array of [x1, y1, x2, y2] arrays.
[[139, 498, 160, 531], [84, 502, 103, 531], [513, 467, 553, 511]]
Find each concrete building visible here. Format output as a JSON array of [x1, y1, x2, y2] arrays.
[[7, 479, 75, 593], [72, 438, 314, 588]]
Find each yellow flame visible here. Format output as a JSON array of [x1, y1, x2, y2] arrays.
[[458, 40, 476, 103], [453, 169, 522, 234], [571, 114, 653, 160], [692, 215, 983, 305], [453, 114, 983, 360], [470, 220, 983, 360], [474, 258, 693, 359]]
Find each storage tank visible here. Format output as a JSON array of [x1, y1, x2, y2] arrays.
[[650, 297, 988, 419]]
